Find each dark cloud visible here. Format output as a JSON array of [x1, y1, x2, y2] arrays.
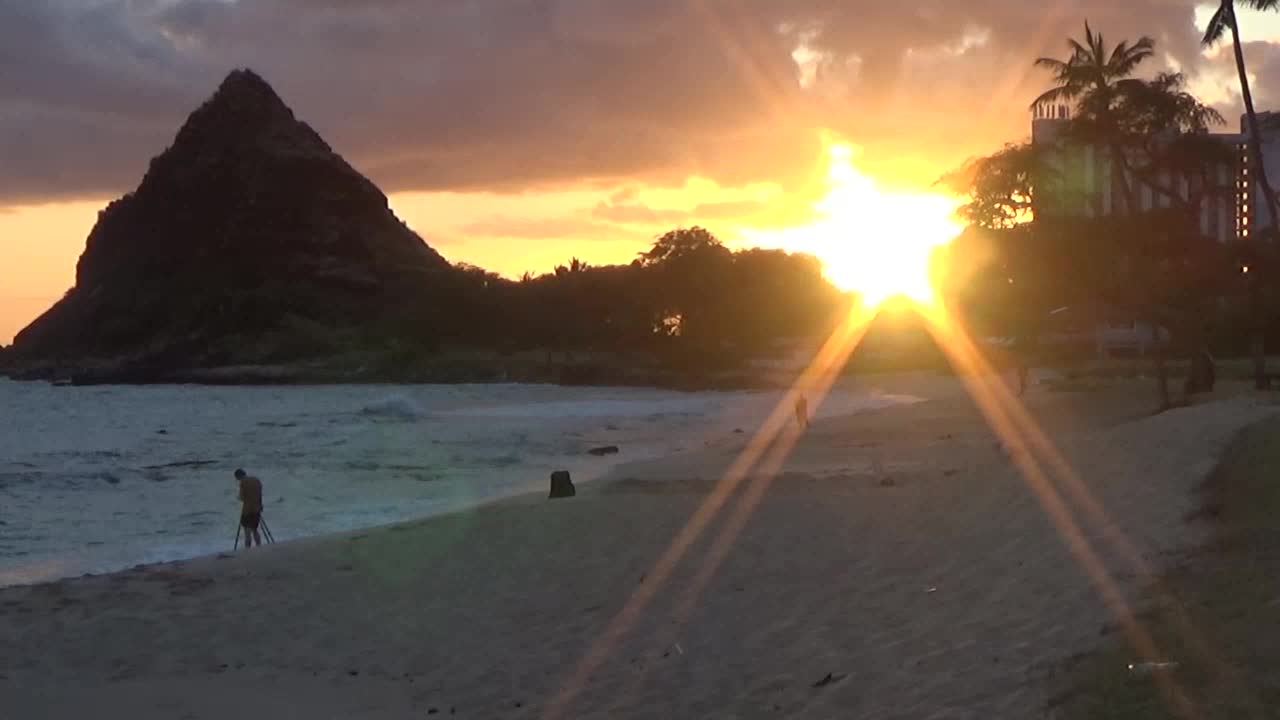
[[0, 0, 1249, 205]]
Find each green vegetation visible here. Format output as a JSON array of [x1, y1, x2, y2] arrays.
[[1054, 417, 1280, 718]]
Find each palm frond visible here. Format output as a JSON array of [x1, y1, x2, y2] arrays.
[[1201, 3, 1232, 45], [1130, 36, 1156, 55], [1031, 85, 1076, 109], [1088, 23, 1106, 64], [1033, 57, 1069, 71], [1200, 104, 1227, 127], [1244, 0, 1280, 11], [1110, 37, 1155, 77]]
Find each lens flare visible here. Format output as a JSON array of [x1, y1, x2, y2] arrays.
[[744, 139, 962, 306]]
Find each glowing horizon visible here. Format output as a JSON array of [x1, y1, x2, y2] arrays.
[[0, 140, 966, 345]]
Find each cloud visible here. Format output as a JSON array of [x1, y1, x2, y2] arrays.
[[0, 0, 1255, 205], [591, 197, 814, 229], [458, 214, 627, 241]]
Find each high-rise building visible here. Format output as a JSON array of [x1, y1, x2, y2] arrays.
[[1030, 105, 1280, 243]]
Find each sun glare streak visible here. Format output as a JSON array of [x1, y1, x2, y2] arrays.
[[744, 140, 962, 306], [921, 306, 1198, 717], [542, 306, 876, 720], [548, 294, 1221, 719], [927, 305, 1251, 708], [613, 308, 877, 705]]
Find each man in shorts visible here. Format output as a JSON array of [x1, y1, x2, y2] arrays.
[[235, 469, 264, 548]]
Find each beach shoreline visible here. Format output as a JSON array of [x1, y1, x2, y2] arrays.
[[2, 376, 1272, 719], [0, 377, 929, 588]]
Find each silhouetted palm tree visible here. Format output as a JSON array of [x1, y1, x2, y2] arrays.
[[1203, 0, 1278, 233], [1032, 22, 1154, 215], [1203, 0, 1279, 389]]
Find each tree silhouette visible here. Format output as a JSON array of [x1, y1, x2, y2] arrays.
[[1032, 22, 1154, 215], [1203, 0, 1279, 232], [938, 143, 1048, 229], [1203, 0, 1280, 388], [441, 227, 845, 381]]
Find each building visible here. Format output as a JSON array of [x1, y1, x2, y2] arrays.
[[1039, 304, 1169, 359], [1030, 105, 1280, 243]]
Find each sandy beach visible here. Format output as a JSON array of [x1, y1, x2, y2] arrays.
[[2, 375, 1274, 719]]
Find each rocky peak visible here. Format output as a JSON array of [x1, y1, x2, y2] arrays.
[[12, 68, 453, 368], [139, 69, 333, 194]]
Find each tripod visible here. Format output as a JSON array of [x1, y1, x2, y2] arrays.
[[233, 515, 276, 550]]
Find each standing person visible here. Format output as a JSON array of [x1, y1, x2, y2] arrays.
[[235, 469, 263, 548], [795, 393, 809, 430], [1011, 323, 1035, 398], [1015, 340, 1030, 397]]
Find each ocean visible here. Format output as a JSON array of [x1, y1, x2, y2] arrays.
[[0, 380, 921, 586]]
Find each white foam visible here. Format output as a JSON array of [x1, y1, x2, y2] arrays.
[[359, 395, 428, 421]]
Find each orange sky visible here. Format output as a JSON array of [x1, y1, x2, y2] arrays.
[[3, 4, 1280, 344]]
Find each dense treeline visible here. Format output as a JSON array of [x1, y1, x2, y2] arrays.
[[393, 226, 848, 371]]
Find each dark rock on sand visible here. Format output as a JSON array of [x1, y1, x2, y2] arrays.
[[549, 470, 576, 499], [587, 445, 620, 456]]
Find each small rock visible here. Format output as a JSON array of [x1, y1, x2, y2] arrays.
[[428, 709, 438, 715], [156, 429, 168, 435], [878, 476, 896, 487], [549, 470, 576, 499], [733, 428, 745, 434], [812, 672, 845, 688], [348, 670, 359, 676], [587, 445, 620, 456]]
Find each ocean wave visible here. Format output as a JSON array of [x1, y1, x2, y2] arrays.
[[359, 395, 428, 421]]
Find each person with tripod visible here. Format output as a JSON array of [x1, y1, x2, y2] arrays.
[[235, 468, 264, 548]]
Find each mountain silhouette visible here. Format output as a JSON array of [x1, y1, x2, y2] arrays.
[[12, 69, 452, 370]]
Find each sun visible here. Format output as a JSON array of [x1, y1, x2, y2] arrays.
[[744, 140, 962, 307]]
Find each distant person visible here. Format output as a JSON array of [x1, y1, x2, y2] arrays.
[[235, 468, 264, 548], [1012, 332, 1033, 397], [795, 394, 809, 430]]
